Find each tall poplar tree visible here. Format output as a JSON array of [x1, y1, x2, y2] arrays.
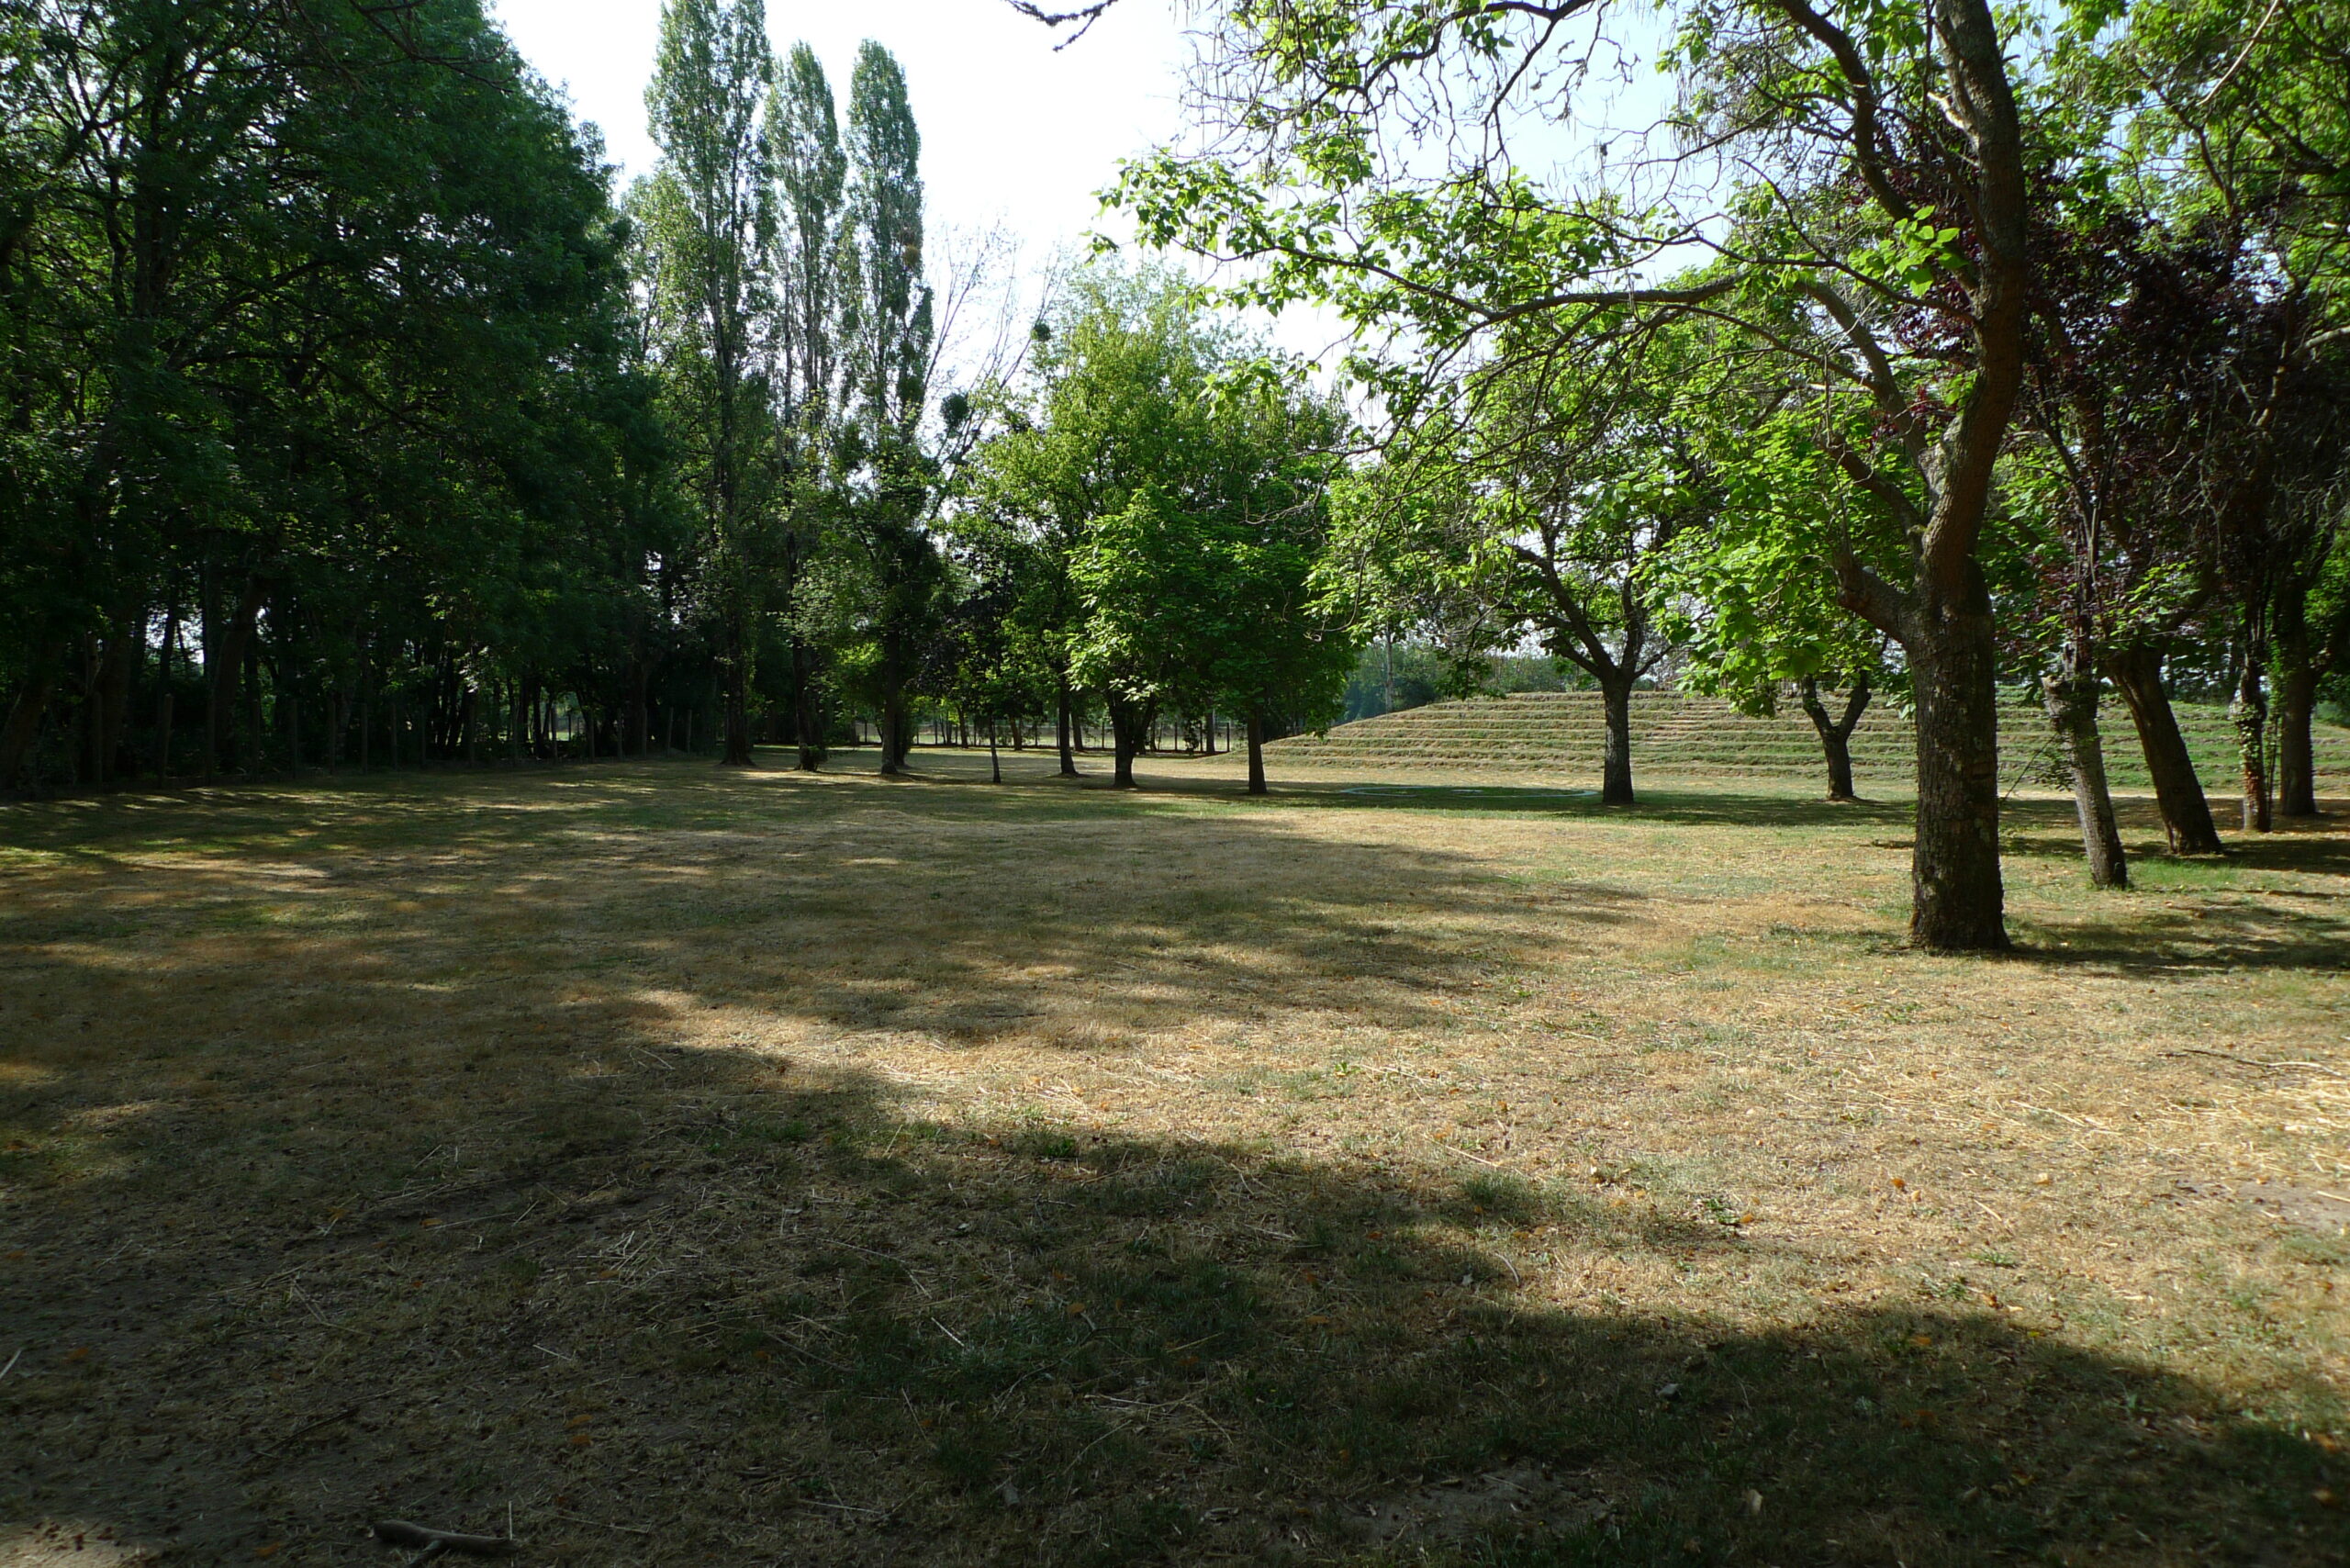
[[643, 0, 776, 767], [840, 41, 940, 776], [767, 41, 848, 769]]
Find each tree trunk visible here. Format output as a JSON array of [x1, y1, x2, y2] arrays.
[[243, 631, 264, 777], [1246, 711, 1267, 795], [2271, 586, 2321, 818], [1598, 678, 1635, 805], [722, 619, 754, 767], [97, 621, 136, 784], [1906, 595, 2009, 950], [1057, 681, 1080, 777], [0, 668, 55, 792], [1796, 676, 1868, 801], [879, 685, 913, 775], [1109, 699, 1148, 789], [2273, 663, 2319, 820], [75, 638, 100, 788], [794, 641, 826, 772], [205, 579, 265, 779], [2106, 645, 2223, 854], [989, 718, 1002, 784], [2040, 657, 2127, 889], [153, 611, 178, 779], [632, 653, 651, 758], [2232, 657, 2272, 834]]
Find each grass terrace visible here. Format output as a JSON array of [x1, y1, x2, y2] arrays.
[[1281, 691, 2350, 794]]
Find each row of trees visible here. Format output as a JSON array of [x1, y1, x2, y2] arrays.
[[0, 0, 1366, 802], [7, 0, 2345, 956], [1086, 0, 2350, 947], [1, 0, 666, 790], [632, 0, 1359, 790]]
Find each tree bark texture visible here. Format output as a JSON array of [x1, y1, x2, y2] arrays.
[[2269, 580, 2329, 819], [879, 687, 914, 775], [1109, 699, 1149, 789], [2040, 660, 2128, 889], [2273, 661, 2319, 819], [2232, 658, 2272, 834], [2105, 646, 2224, 854], [1904, 588, 2009, 949], [1598, 679, 1635, 805], [1246, 711, 1267, 796], [1056, 682, 1078, 777]]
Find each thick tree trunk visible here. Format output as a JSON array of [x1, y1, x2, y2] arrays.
[[879, 686, 914, 775], [1906, 594, 2009, 950], [2270, 583, 2322, 819], [1797, 676, 1868, 801], [1246, 711, 1267, 795], [0, 668, 55, 792], [2232, 658, 2271, 834], [2040, 656, 2128, 889], [1598, 679, 1635, 805], [2106, 645, 2224, 854], [2273, 662, 2319, 819], [1109, 699, 1148, 789]]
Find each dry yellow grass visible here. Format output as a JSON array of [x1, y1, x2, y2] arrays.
[[1, 748, 2344, 1566]]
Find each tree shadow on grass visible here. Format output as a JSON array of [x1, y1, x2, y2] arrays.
[[0, 1048, 2337, 1568], [1, 765, 2343, 1563]]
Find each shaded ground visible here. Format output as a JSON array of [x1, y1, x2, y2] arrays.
[[1, 748, 2344, 1565]]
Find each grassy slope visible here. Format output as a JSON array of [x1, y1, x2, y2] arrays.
[[0, 752, 2344, 1567], [1278, 690, 2350, 794]]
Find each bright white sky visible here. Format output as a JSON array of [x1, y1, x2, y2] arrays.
[[491, 0, 1192, 261], [487, 0, 1673, 375]]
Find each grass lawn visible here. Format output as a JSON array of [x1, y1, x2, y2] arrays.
[[2, 749, 2345, 1566]]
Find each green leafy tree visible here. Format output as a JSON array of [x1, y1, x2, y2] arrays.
[[1, 0, 665, 792], [1661, 415, 1904, 804], [1112, 0, 2043, 949], [978, 267, 1348, 790]]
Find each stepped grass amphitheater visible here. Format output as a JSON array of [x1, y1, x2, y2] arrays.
[[1275, 688, 2350, 793]]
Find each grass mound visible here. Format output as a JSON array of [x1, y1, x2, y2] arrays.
[[1278, 689, 2350, 793]]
